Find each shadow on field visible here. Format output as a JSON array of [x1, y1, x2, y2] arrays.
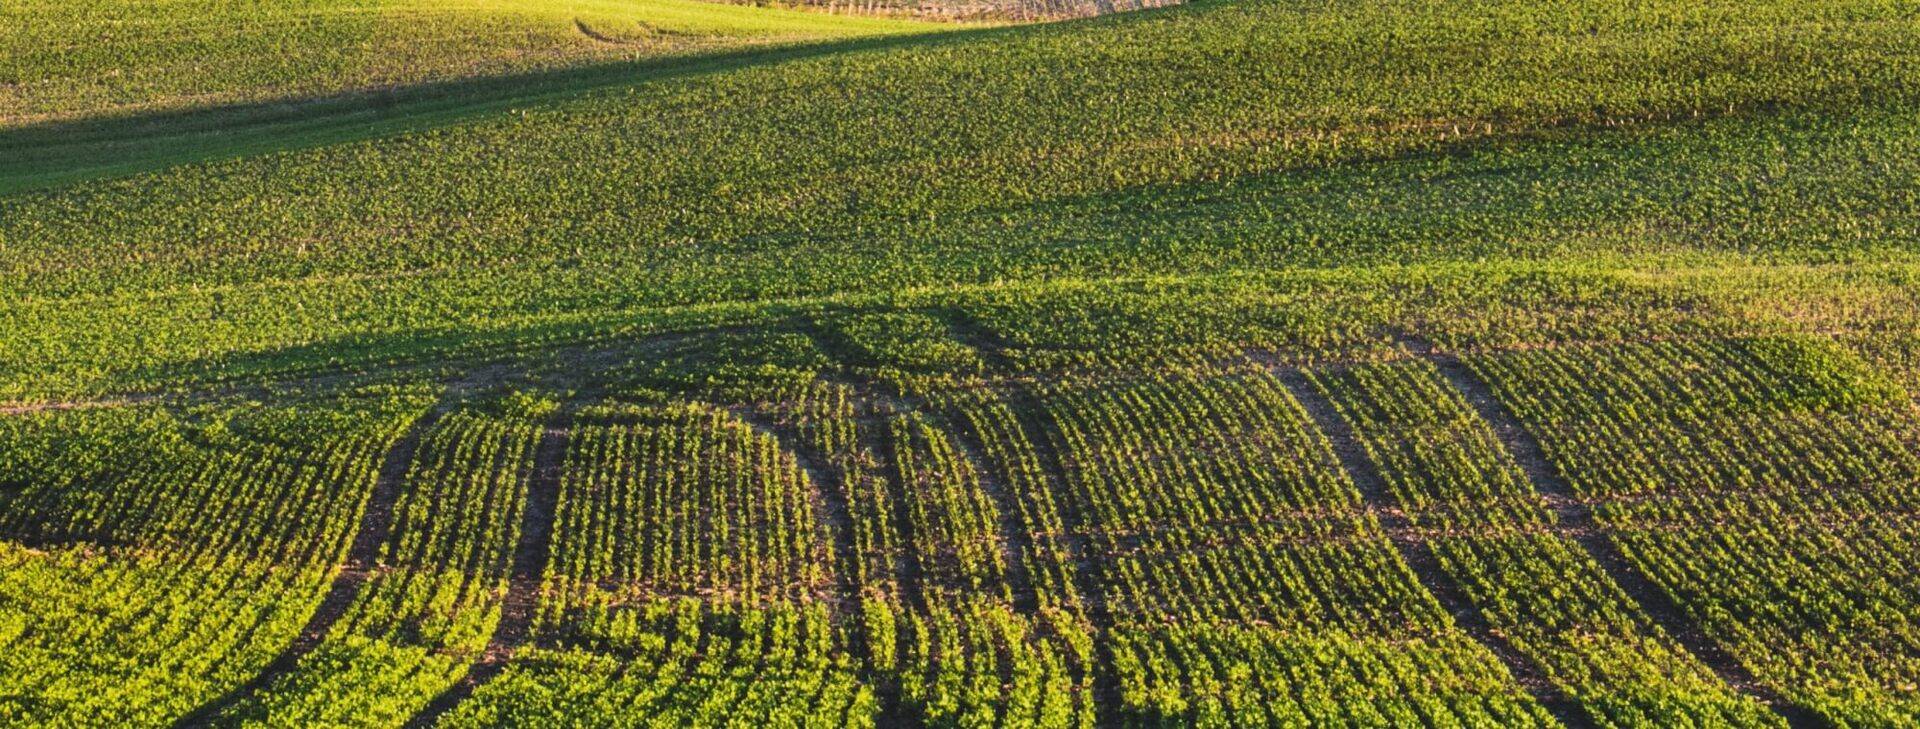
[[116, 302, 814, 399], [0, 24, 1018, 195]]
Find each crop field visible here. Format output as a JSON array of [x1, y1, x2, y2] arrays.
[[5, 0, 1920, 726]]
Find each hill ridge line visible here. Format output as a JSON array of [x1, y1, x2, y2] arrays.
[[1399, 333, 1824, 728], [1273, 368, 1593, 727]]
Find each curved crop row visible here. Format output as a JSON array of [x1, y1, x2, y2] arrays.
[[1468, 337, 1920, 724], [0, 390, 429, 726], [208, 401, 547, 726], [1311, 359, 1781, 726]]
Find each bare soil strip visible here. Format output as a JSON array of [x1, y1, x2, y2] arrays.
[[405, 406, 574, 728], [1277, 370, 1593, 728], [0, 394, 165, 416], [1407, 336, 1822, 728], [172, 399, 454, 728]]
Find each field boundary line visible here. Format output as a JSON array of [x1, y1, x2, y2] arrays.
[[404, 402, 576, 727], [1402, 334, 1823, 728], [1275, 368, 1593, 727], [171, 395, 456, 728]]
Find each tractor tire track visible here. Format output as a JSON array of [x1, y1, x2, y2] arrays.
[[796, 353, 929, 722], [1003, 389, 1124, 721], [405, 405, 574, 728], [730, 410, 863, 624], [860, 399, 929, 729], [1406, 335, 1823, 728], [1277, 369, 1593, 728], [937, 412, 1041, 615], [0, 394, 166, 417], [941, 310, 1123, 722], [793, 326, 932, 607], [172, 399, 454, 728], [732, 402, 912, 727]]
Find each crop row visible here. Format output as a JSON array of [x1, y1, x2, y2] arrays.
[[208, 402, 547, 726], [10, 327, 1920, 726], [1026, 367, 1550, 723], [1310, 360, 1780, 726], [1469, 337, 1920, 724], [440, 381, 883, 725], [0, 389, 430, 726], [545, 400, 827, 606], [760, 373, 1094, 726], [448, 599, 873, 727]]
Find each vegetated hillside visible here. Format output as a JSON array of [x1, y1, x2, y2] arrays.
[[0, 0, 931, 127], [2, 0, 1920, 726], [3, 0, 1918, 399], [0, 0, 939, 189], [716, 0, 1179, 23]]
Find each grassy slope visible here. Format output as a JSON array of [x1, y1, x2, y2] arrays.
[[0, 0, 941, 190], [0, 0, 931, 127], [5, 3, 1920, 724], [1, 0, 1917, 400]]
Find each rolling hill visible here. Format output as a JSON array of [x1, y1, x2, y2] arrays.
[[3, 0, 1920, 726]]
